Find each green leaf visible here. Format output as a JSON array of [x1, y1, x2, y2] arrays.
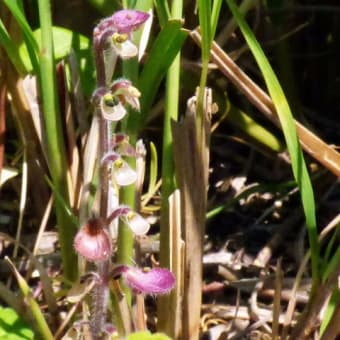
[[3, 0, 39, 74], [320, 290, 339, 335], [154, 0, 171, 26], [198, 0, 212, 65], [0, 19, 26, 74], [37, 0, 78, 282], [127, 331, 172, 340], [211, 0, 223, 39], [86, 0, 120, 15], [128, 20, 187, 132], [0, 307, 33, 339], [227, 105, 285, 152], [148, 142, 158, 194], [19, 26, 94, 95], [134, 0, 153, 11], [225, 0, 319, 282], [19, 27, 91, 70]]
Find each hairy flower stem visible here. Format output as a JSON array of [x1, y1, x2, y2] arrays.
[[90, 262, 110, 339], [93, 38, 111, 217], [92, 38, 112, 338], [99, 116, 111, 217]]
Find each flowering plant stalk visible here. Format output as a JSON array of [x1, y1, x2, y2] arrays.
[[73, 9, 175, 339]]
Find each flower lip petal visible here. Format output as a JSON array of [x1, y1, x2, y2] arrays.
[[124, 211, 150, 235], [111, 10, 150, 33], [101, 101, 127, 121], [112, 159, 137, 186], [122, 267, 175, 295], [113, 39, 138, 59]]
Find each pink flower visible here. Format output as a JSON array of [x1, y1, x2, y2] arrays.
[[74, 218, 112, 262], [112, 265, 175, 295], [93, 10, 149, 59], [111, 10, 150, 34]]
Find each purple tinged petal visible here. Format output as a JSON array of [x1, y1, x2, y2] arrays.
[[101, 151, 120, 165], [111, 264, 129, 279], [74, 218, 112, 262], [111, 80, 141, 111], [112, 133, 128, 145], [103, 323, 117, 335], [111, 10, 150, 33], [123, 267, 175, 295]]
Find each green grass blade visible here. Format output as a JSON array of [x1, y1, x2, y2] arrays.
[[37, 0, 78, 282], [3, 0, 39, 74], [320, 290, 339, 336], [0, 19, 26, 74], [134, 0, 153, 11], [154, 0, 171, 26], [127, 20, 187, 132], [197, 0, 213, 131], [158, 0, 183, 332], [198, 0, 212, 65], [148, 142, 158, 195], [211, 0, 223, 40], [227, 104, 285, 152], [5, 257, 53, 340], [225, 0, 319, 283]]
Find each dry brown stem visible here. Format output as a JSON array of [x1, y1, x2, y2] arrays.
[[172, 89, 212, 339], [191, 30, 340, 177]]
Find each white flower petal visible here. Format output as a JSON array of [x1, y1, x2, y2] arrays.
[[113, 160, 137, 186], [114, 40, 138, 59], [126, 212, 150, 235], [125, 94, 140, 111], [101, 101, 127, 121], [103, 46, 118, 84], [138, 9, 153, 61]]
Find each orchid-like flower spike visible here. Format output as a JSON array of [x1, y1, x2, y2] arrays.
[[107, 205, 150, 235], [112, 265, 175, 295], [101, 152, 137, 186], [74, 218, 112, 262]]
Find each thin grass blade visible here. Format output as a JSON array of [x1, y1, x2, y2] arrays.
[[128, 20, 187, 132], [3, 0, 39, 73], [225, 0, 319, 283], [0, 19, 26, 74]]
